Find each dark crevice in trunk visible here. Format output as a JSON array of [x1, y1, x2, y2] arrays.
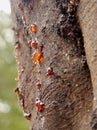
[[55, 0, 85, 56], [55, 0, 92, 84]]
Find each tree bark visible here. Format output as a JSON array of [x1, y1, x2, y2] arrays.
[[78, 0, 97, 129], [10, 0, 93, 130]]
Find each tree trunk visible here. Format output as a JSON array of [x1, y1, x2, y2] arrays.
[[10, 0, 93, 130], [78, 0, 97, 129]]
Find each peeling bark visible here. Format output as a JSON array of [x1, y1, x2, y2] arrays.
[[10, 0, 93, 130]]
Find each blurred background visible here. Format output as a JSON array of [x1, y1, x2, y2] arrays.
[[0, 0, 29, 129]]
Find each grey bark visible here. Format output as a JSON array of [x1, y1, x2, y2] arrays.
[[10, 0, 94, 130]]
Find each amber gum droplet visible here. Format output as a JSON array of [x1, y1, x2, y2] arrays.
[[31, 41, 38, 48], [14, 87, 20, 94], [32, 50, 44, 63], [30, 24, 37, 33]]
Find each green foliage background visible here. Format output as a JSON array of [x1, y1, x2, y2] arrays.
[[0, 12, 29, 130]]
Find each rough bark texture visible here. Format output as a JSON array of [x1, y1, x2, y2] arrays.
[[10, 0, 94, 130]]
